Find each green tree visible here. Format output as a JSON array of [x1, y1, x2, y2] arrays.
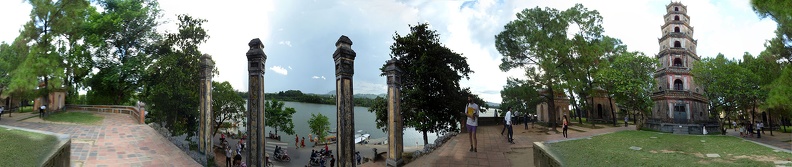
[[765, 66, 792, 117], [0, 36, 32, 100], [265, 100, 297, 136], [500, 77, 541, 116], [596, 51, 657, 129], [383, 23, 473, 145], [752, 0, 792, 62], [9, 0, 92, 106], [691, 54, 754, 134], [85, 0, 161, 105], [212, 81, 245, 136], [307, 113, 330, 143], [141, 14, 208, 138], [496, 4, 604, 130]]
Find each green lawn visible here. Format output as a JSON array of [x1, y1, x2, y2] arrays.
[[0, 128, 59, 166], [44, 111, 103, 125], [547, 130, 792, 167], [17, 106, 33, 113]]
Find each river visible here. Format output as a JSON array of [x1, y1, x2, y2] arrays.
[[238, 101, 440, 147]]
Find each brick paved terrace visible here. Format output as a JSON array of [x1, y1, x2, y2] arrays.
[[0, 110, 200, 167]]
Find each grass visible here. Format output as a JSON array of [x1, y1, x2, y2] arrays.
[[43, 111, 103, 125], [0, 128, 59, 166], [546, 130, 792, 167], [17, 106, 33, 113]]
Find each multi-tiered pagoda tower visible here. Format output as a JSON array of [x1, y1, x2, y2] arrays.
[[649, 2, 715, 134]]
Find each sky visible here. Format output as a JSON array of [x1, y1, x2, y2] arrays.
[[0, 0, 778, 103]]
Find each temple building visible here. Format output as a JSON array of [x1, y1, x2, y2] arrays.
[[647, 2, 717, 134], [536, 89, 570, 123]]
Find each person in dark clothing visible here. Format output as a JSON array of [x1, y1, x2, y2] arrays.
[[330, 156, 335, 167], [524, 114, 528, 129]]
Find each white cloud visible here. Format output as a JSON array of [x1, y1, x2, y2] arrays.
[[288, 66, 292, 70], [355, 81, 387, 95], [278, 40, 292, 47], [312, 76, 326, 80], [270, 66, 288, 75]]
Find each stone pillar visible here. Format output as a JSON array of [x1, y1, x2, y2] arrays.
[[246, 38, 267, 167], [333, 35, 356, 167], [385, 58, 403, 167], [199, 54, 214, 163]]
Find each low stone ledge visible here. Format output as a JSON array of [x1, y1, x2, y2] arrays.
[[533, 142, 563, 167], [0, 125, 71, 167]]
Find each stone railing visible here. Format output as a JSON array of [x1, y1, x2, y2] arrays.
[[0, 125, 71, 167], [533, 142, 562, 167], [66, 105, 145, 124]]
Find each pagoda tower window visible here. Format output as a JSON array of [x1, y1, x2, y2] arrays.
[[674, 41, 681, 48], [674, 15, 680, 21], [674, 79, 684, 91], [674, 27, 680, 32], [673, 58, 683, 67], [675, 7, 679, 11]]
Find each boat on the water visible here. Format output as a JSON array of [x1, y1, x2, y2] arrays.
[[354, 130, 370, 144]]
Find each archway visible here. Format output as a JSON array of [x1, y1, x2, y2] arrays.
[[675, 7, 679, 11], [674, 41, 681, 48], [673, 58, 683, 67], [674, 79, 683, 90], [674, 15, 680, 21], [597, 104, 603, 119], [674, 27, 680, 33]]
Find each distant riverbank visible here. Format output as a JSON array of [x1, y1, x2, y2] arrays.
[[239, 90, 381, 108]]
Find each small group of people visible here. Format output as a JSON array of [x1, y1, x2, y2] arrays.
[[738, 121, 766, 138], [295, 135, 306, 148], [309, 145, 335, 167], [225, 144, 245, 167]]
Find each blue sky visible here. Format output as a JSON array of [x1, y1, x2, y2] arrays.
[[0, 0, 777, 103]]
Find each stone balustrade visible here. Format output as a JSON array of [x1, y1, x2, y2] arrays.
[[66, 105, 145, 124]]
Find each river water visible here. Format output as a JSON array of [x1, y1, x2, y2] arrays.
[[240, 101, 439, 147]]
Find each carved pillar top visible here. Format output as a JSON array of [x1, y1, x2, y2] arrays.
[[200, 54, 214, 79], [385, 58, 402, 87], [247, 38, 267, 75], [333, 35, 356, 78]]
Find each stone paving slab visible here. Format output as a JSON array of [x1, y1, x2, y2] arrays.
[[0, 111, 200, 167]]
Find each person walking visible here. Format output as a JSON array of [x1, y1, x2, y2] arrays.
[[505, 107, 514, 144], [465, 96, 480, 152], [39, 105, 46, 118], [756, 122, 762, 138], [624, 115, 629, 127], [759, 121, 765, 134], [225, 146, 232, 167], [524, 113, 529, 130], [330, 155, 335, 167], [562, 115, 569, 138], [295, 135, 299, 148], [0, 106, 4, 121], [301, 137, 306, 148]]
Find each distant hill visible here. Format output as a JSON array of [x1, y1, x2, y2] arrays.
[[324, 90, 385, 99]]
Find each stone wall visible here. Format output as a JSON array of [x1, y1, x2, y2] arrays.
[[644, 122, 719, 134], [67, 105, 145, 124], [533, 142, 562, 167]]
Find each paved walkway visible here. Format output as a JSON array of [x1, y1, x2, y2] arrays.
[[724, 128, 792, 152], [0, 111, 200, 167], [405, 123, 632, 167]]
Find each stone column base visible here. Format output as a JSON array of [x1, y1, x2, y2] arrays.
[[387, 158, 403, 167]]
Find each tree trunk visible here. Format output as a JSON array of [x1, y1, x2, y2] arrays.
[[769, 112, 774, 136], [548, 86, 557, 131], [589, 94, 595, 127], [607, 94, 616, 127], [422, 130, 429, 145], [751, 102, 756, 124], [567, 90, 582, 124], [727, 117, 732, 129]]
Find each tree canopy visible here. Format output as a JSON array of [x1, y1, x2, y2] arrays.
[[381, 23, 473, 145], [596, 51, 657, 129], [496, 4, 606, 129], [307, 113, 330, 143], [212, 81, 245, 136], [265, 99, 297, 136], [140, 14, 208, 138]]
